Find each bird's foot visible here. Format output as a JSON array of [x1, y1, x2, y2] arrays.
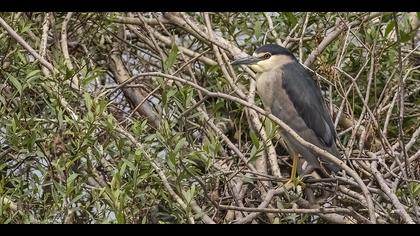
[[282, 178, 304, 201], [284, 175, 304, 189]]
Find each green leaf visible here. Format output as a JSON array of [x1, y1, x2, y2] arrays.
[[21, 23, 32, 33], [399, 30, 416, 43], [400, 30, 409, 42], [249, 145, 258, 163], [123, 159, 136, 171], [57, 109, 64, 128], [25, 69, 41, 80], [82, 68, 104, 87], [135, 148, 142, 157], [384, 21, 395, 38], [166, 89, 177, 100], [409, 183, 420, 197], [26, 74, 41, 88], [162, 89, 177, 107], [70, 193, 84, 205], [7, 75, 22, 94], [254, 20, 262, 39], [83, 92, 93, 111], [132, 119, 148, 136], [118, 162, 127, 177], [81, 74, 97, 87], [167, 151, 177, 172], [284, 12, 298, 27], [164, 44, 179, 72], [213, 100, 225, 114], [67, 173, 79, 189], [249, 131, 260, 149], [264, 118, 274, 137], [17, 51, 26, 63], [174, 137, 187, 153], [183, 185, 195, 203]]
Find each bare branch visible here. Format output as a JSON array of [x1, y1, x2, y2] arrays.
[[304, 13, 382, 67], [371, 161, 415, 224], [0, 16, 56, 73]]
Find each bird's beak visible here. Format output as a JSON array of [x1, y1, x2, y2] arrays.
[[231, 56, 261, 66]]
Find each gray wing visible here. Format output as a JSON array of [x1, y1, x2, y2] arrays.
[[257, 62, 340, 174], [281, 63, 336, 148]]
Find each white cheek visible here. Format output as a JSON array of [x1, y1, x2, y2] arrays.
[[250, 64, 265, 73], [256, 59, 272, 71]]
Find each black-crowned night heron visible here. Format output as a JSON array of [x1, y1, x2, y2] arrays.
[[232, 44, 340, 181]]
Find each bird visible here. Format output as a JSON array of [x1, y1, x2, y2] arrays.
[[231, 44, 341, 181]]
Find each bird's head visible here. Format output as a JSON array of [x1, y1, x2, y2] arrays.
[[231, 44, 296, 73]]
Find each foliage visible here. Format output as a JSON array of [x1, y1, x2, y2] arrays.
[[0, 12, 419, 224]]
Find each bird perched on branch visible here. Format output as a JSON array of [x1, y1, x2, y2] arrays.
[[231, 44, 341, 182]]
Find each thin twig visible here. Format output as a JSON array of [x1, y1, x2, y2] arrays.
[[0, 16, 57, 73], [371, 161, 414, 224]]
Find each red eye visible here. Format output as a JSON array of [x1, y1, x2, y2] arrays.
[[263, 53, 271, 59]]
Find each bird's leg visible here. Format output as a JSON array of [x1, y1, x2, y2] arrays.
[[285, 153, 299, 187], [290, 153, 299, 185]]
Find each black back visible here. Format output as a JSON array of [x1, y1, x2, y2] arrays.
[[281, 62, 336, 147]]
